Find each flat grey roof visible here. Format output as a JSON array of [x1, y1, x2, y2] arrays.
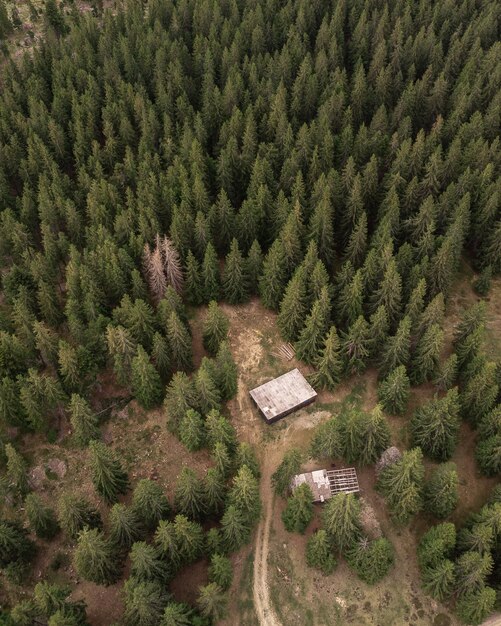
[[249, 368, 317, 423]]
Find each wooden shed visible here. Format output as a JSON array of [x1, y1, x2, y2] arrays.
[[249, 368, 317, 424], [291, 468, 360, 503]]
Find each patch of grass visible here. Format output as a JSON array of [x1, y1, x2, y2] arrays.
[[269, 544, 311, 626], [236, 551, 258, 626]]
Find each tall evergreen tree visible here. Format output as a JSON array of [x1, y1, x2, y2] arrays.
[[202, 301, 229, 356], [222, 239, 249, 304], [74, 528, 120, 585], [69, 394, 100, 446], [311, 326, 343, 391], [378, 366, 410, 414], [89, 441, 129, 503]]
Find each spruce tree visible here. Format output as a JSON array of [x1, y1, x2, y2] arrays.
[[340, 404, 391, 466], [221, 505, 250, 552], [205, 410, 237, 453], [341, 316, 370, 375], [129, 541, 169, 583], [475, 436, 501, 476], [166, 312, 193, 372], [172, 515, 205, 564], [306, 529, 336, 574], [346, 537, 394, 584], [123, 579, 169, 626], [411, 389, 460, 461], [377, 448, 425, 525], [202, 243, 220, 303], [277, 267, 309, 343], [246, 240, 263, 295], [184, 251, 203, 306], [411, 323, 444, 385], [421, 559, 456, 601], [69, 394, 100, 446], [214, 341, 238, 401], [202, 301, 229, 355], [160, 602, 193, 626], [25, 494, 59, 539], [194, 361, 221, 414], [131, 346, 163, 409], [235, 442, 260, 478], [311, 326, 343, 391], [74, 528, 120, 585], [5, 444, 29, 498], [259, 239, 287, 310], [295, 287, 331, 364], [174, 467, 206, 520], [164, 373, 198, 432], [109, 503, 142, 550], [204, 468, 226, 515], [151, 332, 171, 381], [208, 553, 233, 590], [282, 484, 314, 534], [433, 353, 458, 391], [424, 463, 459, 519], [378, 366, 410, 414], [89, 440, 129, 503], [197, 583, 227, 622], [322, 493, 361, 553], [272, 448, 303, 498], [0, 520, 35, 567], [378, 316, 412, 379], [179, 409, 205, 452], [228, 465, 261, 524], [222, 239, 249, 304], [456, 586, 496, 626], [57, 494, 101, 540], [461, 361, 498, 425], [131, 480, 171, 531]]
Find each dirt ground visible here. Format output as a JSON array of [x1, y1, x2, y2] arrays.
[[217, 284, 501, 626]]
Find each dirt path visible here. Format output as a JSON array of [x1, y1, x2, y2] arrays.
[[253, 447, 281, 626]]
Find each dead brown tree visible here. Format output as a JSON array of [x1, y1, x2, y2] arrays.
[[142, 236, 184, 301]]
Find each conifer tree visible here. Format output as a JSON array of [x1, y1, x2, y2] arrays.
[[228, 465, 261, 524], [197, 583, 227, 622], [367, 305, 390, 360], [424, 463, 459, 519], [222, 239, 249, 304], [309, 418, 342, 460], [69, 394, 100, 446], [212, 441, 232, 477], [306, 529, 336, 574], [166, 312, 193, 372], [89, 441, 129, 503], [202, 243, 220, 303], [151, 332, 170, 381], [235, 442, 260, 478], [259, 240, 287, 310], [74, 528, 120, 585], [160, 602, 193, 626], [282, 484, 314, 534], [311, 326, 343, 391], [322, 493, 361, 553], [179, 409, 205, 452], [194, 361, 221, 414], [164, 373, 198, 432], [378, 366, 410, 414], [337, 269, 364, 327], [208, 553, 233, 590], [5, 444, 29, 498], [346, 537, 394, 584], [475, 436, 501, 477], [370, 258, 402, 325], [202, 301, 229, 355], [25, 494, 59, 540], [411, 323, 444, 385], [411, 389, 460, 461], [106, 325, 137, 387], [461, 361, 499, 425], [57, 494, 101, 539], [109, 503, 142, 550], [204, 468, 226, 515], [277, 268, 309, 343], [295, 287, 331, 364], [174, 468, 206, 520], [184, 251, 203, 306], [221, 505, 251, 552], [123, 579, 169, 626], [421, 559, 456, 601], [456, 586, 496, 626], [455, 551, 493, 595], [377, 448, 424, 525], [272, 448, 303, 498], [0, 520, 35, 568], [172, 515, 205, 564], [433, 353, 458, 391], [214, 341, 238, 401], [131, 480, 171, 532], [378, 316, 412, 379], [205, 409, 237, 452], [340, 404, 391, 466], [131, 346, 163, 409], [246, 240, 263, 295], [129, 541, 169, 583], [341, 316, 370, 375]]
